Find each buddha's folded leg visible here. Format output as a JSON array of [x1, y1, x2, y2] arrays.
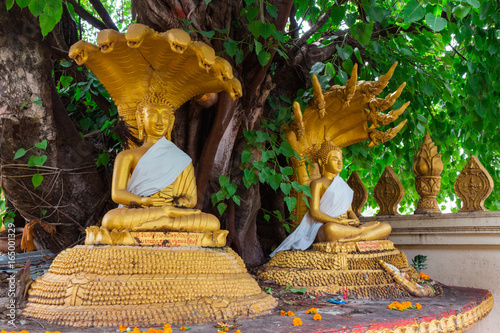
[[130, 212, 220, 232], [317, 223, 363, 243], [101, 206, 171, 230]]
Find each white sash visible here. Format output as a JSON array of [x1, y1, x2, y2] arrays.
[[126, 137, 192, 197], [270, 176, 353, 257]]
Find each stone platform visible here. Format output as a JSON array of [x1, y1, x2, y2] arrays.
[[9, 285, 493, 332], [259, 241, 421, 299], [23, 245, 276, 327]]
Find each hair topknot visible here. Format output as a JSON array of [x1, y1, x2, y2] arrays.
[[314, 140, 341, 165]]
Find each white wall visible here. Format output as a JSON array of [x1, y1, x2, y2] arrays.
[[360, 211, 500, 332]]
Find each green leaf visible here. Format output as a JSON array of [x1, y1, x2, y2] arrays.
[[217, 202, 227, 215], [219, 174, 230, 187], [417, 114, 428, 123], [480, 2, 494, 21], [248, 21, 274, 39], [257, 51, 271, 66], [79, 117, 92, 131], [35, 140, 47, 150], [266, 4, 277, 18], [6, 0, 14, 10], [330, 5, 347, 26], [226, 183, 237, 196], [235, 48, 244, 65], [325, 62, 335, 77], [366, 6, 385, 22], [261, 150, 274, 162], [452, 4, 471, 19], [425, 13, 447, 32], [475, 101, 487, 117], [289, 287, 306, 294], [14, 148, 27, 159], [404, 0, 425, 23], [199, 30, 215, 38], [16, 0, 30, 9], [224, 38, 238, 57], [39, 0, 63, 36], [232, 195, 241, 206], [280, 182, 291, 195], [264, 214, 270, 222], [269, 174, 281, 191], [284, 196, 297, 213], [336, 46, 351, 61], [205, 0, 212, 4], [254, 40, 263, 55], [241, 150, 252, 164], [28, 155, 47, 167], [280, 166, 294, 176], [465, 0, 480, 9], [28, 0, 44, 16], [350, 22, 373, 46], [59, 75, 73, 88], [97, 153, 110, 167], [310, 62, 326, 75], [255, 131, 269, 142], [32, 173, 43, 189], [245, 6, 259, 21]]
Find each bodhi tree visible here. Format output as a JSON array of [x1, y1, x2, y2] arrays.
[[1, 0, 499, 264]]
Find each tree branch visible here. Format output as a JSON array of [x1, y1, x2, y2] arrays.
[[295, 7, 332, 47], [66, 0, 107, 30], [88, 0, 119, 30]]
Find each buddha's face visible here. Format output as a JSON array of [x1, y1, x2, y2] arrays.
[[325, 150, 343, 174], [142, 104, 171, 137]]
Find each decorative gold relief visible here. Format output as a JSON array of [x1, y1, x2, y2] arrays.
[[374, 166, 405, 215], [413, 132, 443, 214], [347, 171, 368, 216], [454, 156, 494, 212]]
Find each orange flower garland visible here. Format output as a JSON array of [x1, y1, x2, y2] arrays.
[[388, 301, 423, 311]]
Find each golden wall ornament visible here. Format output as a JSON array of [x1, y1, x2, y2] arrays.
[[413, 132, 443, 214], [347, 171, 368, 217], [454, 155, 494, 212], [374, 166, 405, 215], [286, 63, 409, 221]]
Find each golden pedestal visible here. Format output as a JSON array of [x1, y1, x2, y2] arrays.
[[24, 244, 276, 327], [259, 241, 418, 299]]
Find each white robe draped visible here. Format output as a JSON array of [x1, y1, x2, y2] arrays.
[[270, 176, 353, 257], [126, 137, 192, 197]]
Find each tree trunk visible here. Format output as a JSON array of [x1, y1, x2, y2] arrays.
[[131, 0, 294, 265], [0, 5, 109, 253]]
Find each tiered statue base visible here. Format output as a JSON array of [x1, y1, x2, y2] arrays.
[[24, 245, 277, 327], [259, 240, 419, 299]]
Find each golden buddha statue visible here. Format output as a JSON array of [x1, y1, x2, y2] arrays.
[[311, 141, 391, 243], [270, 140, 391, 256], [86, 92, 224, 245]]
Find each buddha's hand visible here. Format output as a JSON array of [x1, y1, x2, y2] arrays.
[[173, 196, 191, 208], [334, 218, 360, 226], [163, 205, 202, 218], [140, 197, 166, 207]]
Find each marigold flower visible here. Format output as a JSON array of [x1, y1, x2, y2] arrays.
[[235, 330, 242, 333], [292, 317, 302, 326], [419, 272, 430, 280], [180, 326, 190, 331], [306, 307, 317, 314], [164, 323, 171, 329], [313, 313, 322, 321], [146, 328, 157, 333], [19, 331, 31, 333], [416, 303, 422, 309], [131, 327, 142, 333], [119, 325, 128, 332], [224, 327, 229, 332], [280, 310, 287, 316], [287, 310, 295, 317]]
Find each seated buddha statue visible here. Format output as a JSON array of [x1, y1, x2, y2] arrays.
[[100, 92, 220, 234], [270, 140, 391, 257]]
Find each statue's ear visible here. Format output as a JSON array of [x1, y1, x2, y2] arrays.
[[136, 110, 144, 141], [166, 114, 175, 140]]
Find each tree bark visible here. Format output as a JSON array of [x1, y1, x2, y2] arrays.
[[0, 6, 109, 253]]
